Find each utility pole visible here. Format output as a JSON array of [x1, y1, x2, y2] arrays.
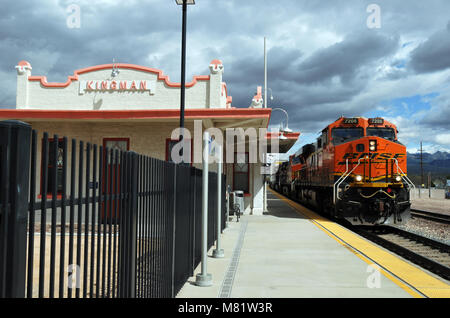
[[428, 172, 431, 198], [420, 141, 424, 187]]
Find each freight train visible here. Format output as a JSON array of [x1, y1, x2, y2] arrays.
[[271, 117, 415, 225]]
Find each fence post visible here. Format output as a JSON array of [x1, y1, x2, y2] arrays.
[[118, 151, 138, 298], [171, 164, 177, 298], [129, 152, 139, 298], [0, 120, 31, 298]]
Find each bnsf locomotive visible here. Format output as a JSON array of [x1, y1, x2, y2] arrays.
[[272, 117, 414, 225]]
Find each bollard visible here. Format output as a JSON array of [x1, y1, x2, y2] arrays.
[[213, 145, 224, 259], [225, 185, 231, 229], [195, 131, 212, 287]]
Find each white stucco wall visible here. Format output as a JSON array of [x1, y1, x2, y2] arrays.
[[16, 61, 230, 110], [13, 59, 265, 216]]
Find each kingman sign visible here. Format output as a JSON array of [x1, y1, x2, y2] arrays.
[[79, 80, 156, 95]]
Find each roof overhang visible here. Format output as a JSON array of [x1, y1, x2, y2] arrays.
[[266, 132, 301, 153], [0, 108, 271, 128]]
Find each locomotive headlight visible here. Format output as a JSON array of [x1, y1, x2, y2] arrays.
[[394, 175, 402, 183], [355, 175, 363, 182], [369, 140, 377, 152]]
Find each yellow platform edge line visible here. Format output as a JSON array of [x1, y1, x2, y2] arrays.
[[269, 188, 450, 298]]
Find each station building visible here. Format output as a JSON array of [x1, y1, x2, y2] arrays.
[[0, 60, 299, 215]]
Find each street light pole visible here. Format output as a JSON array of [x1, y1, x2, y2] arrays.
[[264, 37, 267, 109], [176, 0, 195, 162], [180, 0, 187, 133]]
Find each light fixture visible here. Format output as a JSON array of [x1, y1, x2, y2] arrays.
[[175, 0, 195, 4], [111, 59, 120, 77], [272, 107, 292, 133], [394, 175, 402, 183], [369, 140, 377, 152], [265, 87, 274, 101], [111, 68, 119, 78], [355, 175, 363, 182], [282, 126, 293, 133]]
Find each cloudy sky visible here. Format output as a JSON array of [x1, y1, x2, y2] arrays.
[[1, 0, 450, 154]]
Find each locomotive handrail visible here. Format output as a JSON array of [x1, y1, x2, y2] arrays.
[[393, 158, 416, 199], [333, 159, 349, 204], [334, 158, 365, 204], [333, 157, 415, 204]]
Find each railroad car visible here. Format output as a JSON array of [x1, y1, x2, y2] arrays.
[[274, 117, 415, 225]]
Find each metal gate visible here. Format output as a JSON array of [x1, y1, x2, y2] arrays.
[[0, 121, 225, 298]]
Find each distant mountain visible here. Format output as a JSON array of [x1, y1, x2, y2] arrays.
[[407, 151, 450, 177]]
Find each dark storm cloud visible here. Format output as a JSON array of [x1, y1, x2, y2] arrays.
[[410, 22, 450, 74], [229, 31, 399, 134], [0, 0, 184, 106], [224, 31, 399, 112], [293, 31, 399, 85], [1, 0, 450, 151]]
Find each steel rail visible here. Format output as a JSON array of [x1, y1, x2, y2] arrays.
[[272, 186, 450, 280], [411, 209, 450, 225], [354, 226, 450, 281]]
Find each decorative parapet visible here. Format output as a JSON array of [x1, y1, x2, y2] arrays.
[[16, 61, 32, 75], [209, 59, 224, 74], [250, 86, 263, 108]]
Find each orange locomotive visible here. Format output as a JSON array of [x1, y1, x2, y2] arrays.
[[279, 117, 414, 225]]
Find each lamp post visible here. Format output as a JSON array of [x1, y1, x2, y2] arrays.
[[263, 87, 274, 103], [263, 108, 291, 213], [264, 37, 267, 108], [176, 0, 195, 162], [272, 108, 292, 134]]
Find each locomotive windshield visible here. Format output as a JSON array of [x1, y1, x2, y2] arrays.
[[292, 156, 302, 165], [331, 127, 364, 145], [367, 127, 396, 140]]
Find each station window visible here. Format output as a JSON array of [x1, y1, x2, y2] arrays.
[[41, 138, 65, 197], [103, 138, 130, 163], [233, 152, 250, 194], [103, 138, 130, 153]]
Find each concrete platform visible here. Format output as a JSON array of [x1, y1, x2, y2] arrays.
[[177, 190, 450, 298]]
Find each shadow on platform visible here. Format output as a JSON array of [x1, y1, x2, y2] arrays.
[[264, 192, 307, 219]]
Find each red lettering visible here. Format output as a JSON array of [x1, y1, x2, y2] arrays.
[[139, 81, 147, 90], [120, 81, 127, 90], [101, 81, 108, 90], [86, 81, 93, 90], [130, 81, 137, 90], [110, 81, 117, 90]]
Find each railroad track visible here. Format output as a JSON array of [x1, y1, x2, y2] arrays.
[[354, 226, 450, 281], [410, 209, 450, 225], [271, 189, 450, 280]]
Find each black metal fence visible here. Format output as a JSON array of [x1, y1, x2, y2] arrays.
[[0, 121, 226, 298]]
